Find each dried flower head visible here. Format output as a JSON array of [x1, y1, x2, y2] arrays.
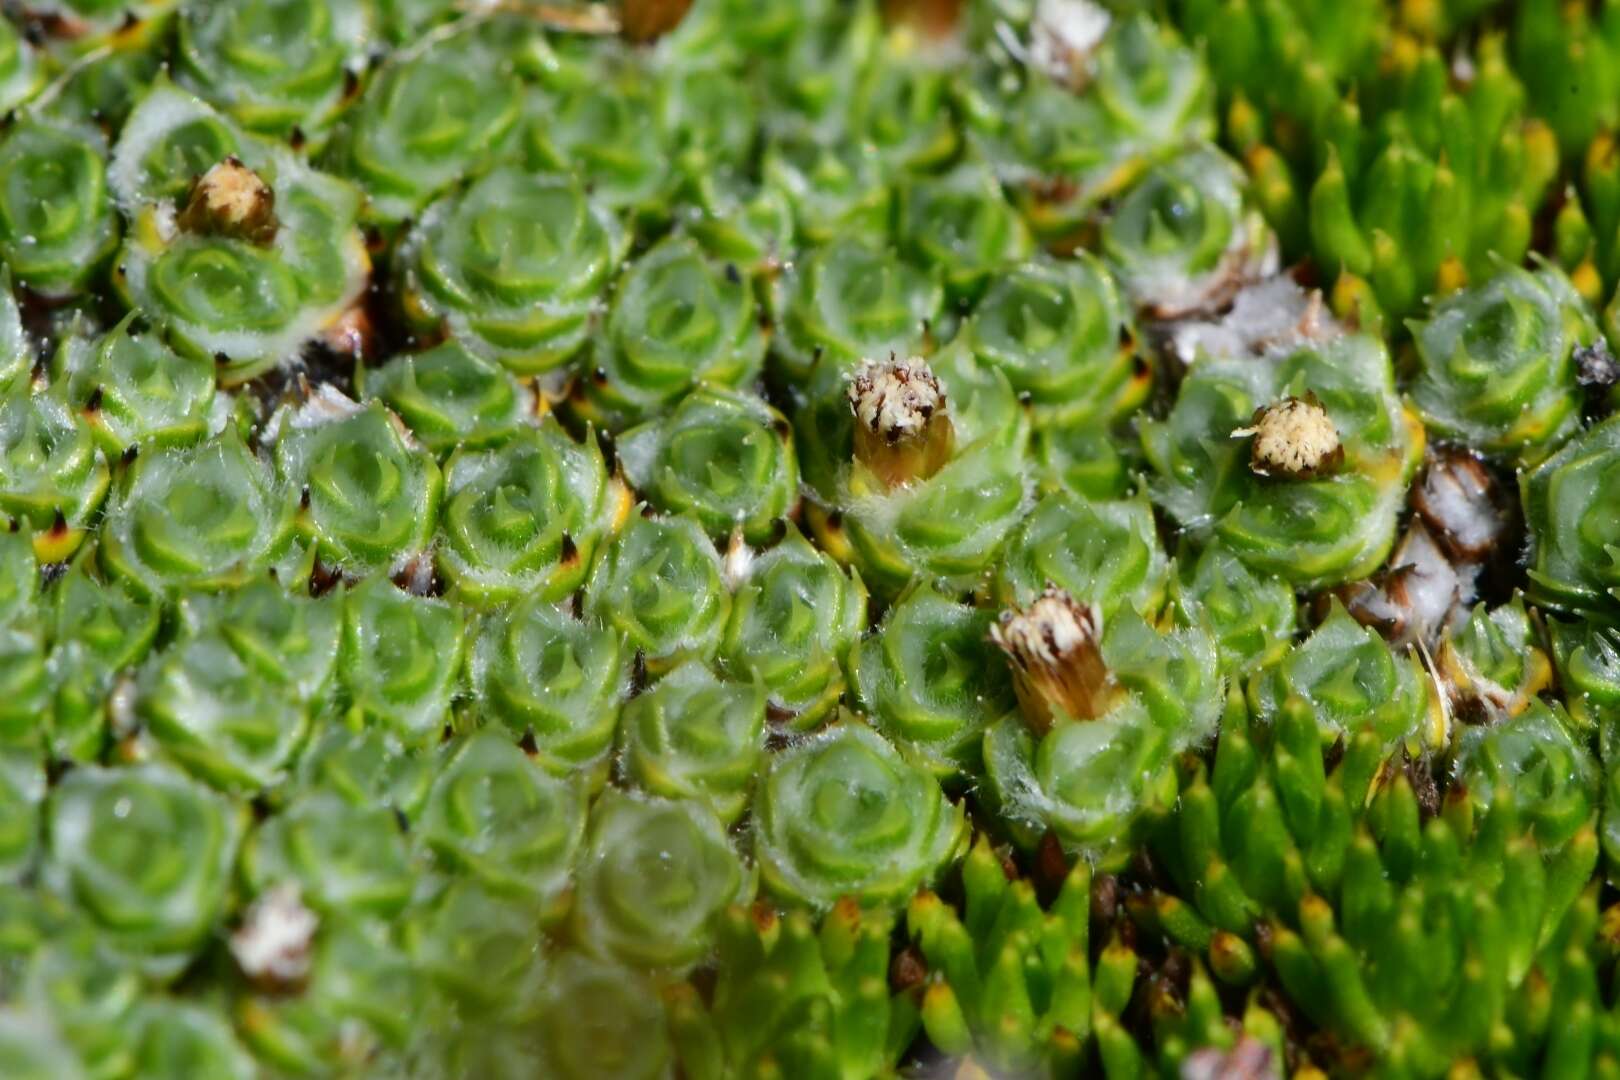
[[1234, 394, 1343, 479], [991, 584, 1116, 734], [847, 354, 955, 488], [178, 157, 278, 245]]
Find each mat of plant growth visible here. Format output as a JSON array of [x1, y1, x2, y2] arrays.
[[6, 0, 1620, 1076]]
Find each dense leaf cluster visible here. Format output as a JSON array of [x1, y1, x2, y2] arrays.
[[9, 0, 1620, 1078]]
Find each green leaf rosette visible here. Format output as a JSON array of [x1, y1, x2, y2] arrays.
[[753, 721, 967, 910], [0, 751, 44, 884], [0, 270, 26, 390], [521, 62, 668, 220], [897, 162, 1033, 303], [583, 511, 730, 674], [372, 0, 457, 43], [274, 397, 441, 576], [178, 578, 340, 707], [130, 1001, 256, 1080], [807, 352, 1030, 598], [338, 575, 465, 747], [1251, 600, 1436, 748], [0, 375, 108, 562], [618, 660, 765, 825], [958, 73, 1129, 241], [618, 385, 798, 543], [993, 491, 1170, 621], [966, 251, 1146, 431], [419, 729, 585, 912], [760, 134, 891, 247], [39, 25, 167, 130], [719, 522, 867, 730], [572, 788, 751, 971], [0, 22, 42, 116], [983, 608, 1221, 858], [656, 61, 757, 185], [822, 446, 1031, 597], [135, 631, 311, 794], [43, 560, 160, 760], [234, 915, 419, 1075], [0, 635, 45, 753], [6, 902, 144, 1078], [0, 525, 37, 624], [960, 11, 1211, 241], [1038, 422, 1139, 500], [43, 762, 243, 972], [397, 166, 625, 376], [849, 580, 1014, 776], [0, 1013, 84, 1080], [175, 0, 370, 145], [1523, 412, 1620, 615], [99, 431, 296, 598], [324, 22, 521, 223], [535, 951, 674, 1080], [109, 83, 369, 383], [364, 340, 530, 457], [1100, 142, 1275, 320], [1142, 333, 1422, 590], [0, 119, 118, 298], [51, 317, 216, 455], [1409, 262, 1597, 465], [242, 790, 414, 916], [470, 595, 628, 784], [294, 722, 433, 820], [769, 234, 942, 387], [575, 236, 766, 431], [1088, 12, 1216, 148], [1550, 616, 1620, 757], [405, 879, 548, 1023], [1452, 699, 1600, 853], [0, 641, 45, 736], [757, 0, 879, 139], [438, 419, 623, 608], [680, 175, 796, 278], [1171, 540, 1298, 676], [1437, 596, 1553, 726], [851, 40, 958, 175], [102, 73, 263, 205]]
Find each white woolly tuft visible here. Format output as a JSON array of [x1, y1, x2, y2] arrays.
[[230, 883, 319, 987], [1030, 0, 1111, 85], [991, 586, 1102, 669], [1169, 275, 1341, 366]]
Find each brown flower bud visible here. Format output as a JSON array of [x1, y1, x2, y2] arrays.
[[881, 0, 964, 40], [178, 157, 278, 245], [847, 355, 955, 489], [620, 0, 693, 42], [991, 584, 1116, 735]]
